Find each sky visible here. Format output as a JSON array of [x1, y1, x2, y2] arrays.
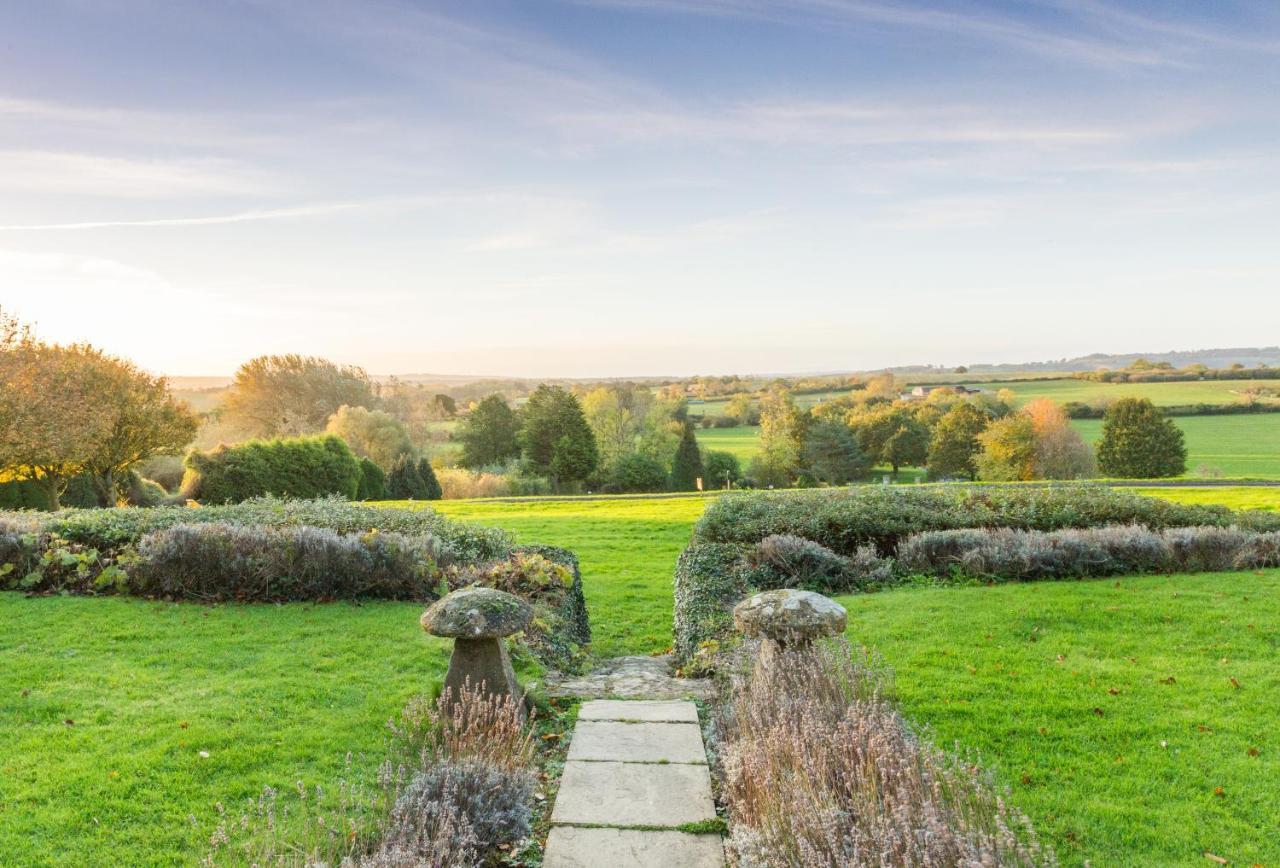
[[1, 0, 1278, 378]]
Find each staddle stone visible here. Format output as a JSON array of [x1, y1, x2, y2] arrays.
[[421, 586, 533, 710], [733, 589, 846, 669]]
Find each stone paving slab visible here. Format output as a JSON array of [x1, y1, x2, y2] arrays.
[[544, 655, 715, 700], [543, 827, 724, 868], [578, 699, 700, 723], [550, 760, 716, 826], [567, 720, 707, 763]]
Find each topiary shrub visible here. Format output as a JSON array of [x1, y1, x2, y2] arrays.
[[418, 458, 443, 501], [1163, 526, 1254, 573], [123, 471, 169, 507], [357, 457, 388, 501], [132, 522, 446, 602], [183, 435, 361, 504]]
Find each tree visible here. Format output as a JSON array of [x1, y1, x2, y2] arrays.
[[850, 405, 928, 475], [356, 457, 387, 501], [223, 354, 376, 437], [1024, 399, 1094, 479], [0, 327, 195, 508], [417, 457, 443, 500], [752, 391, 806, 486], [582, 386, 647, 470], [1096, 398, 1187, 478], [927, 403, 988, 480], [670, 421, 704, 490], [433, 394, 457, 418], [723, 394, 760, 426], [704, 450, 742, 488], [457, 395, 522, 469], [606, 452, 667, 493], [80, 353, 199, 506], [325, 405, 414, 469], [636, 398, 686, 470], [520, 385, 598, 487], [386, 454, 428, 499], [975, 414, 1036, 481], [801, 420, 868, 485]]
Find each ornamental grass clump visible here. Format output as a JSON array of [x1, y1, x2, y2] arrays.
[[714, 640, 1053, 867]]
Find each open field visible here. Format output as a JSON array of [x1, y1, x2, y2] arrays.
[[840, 571, 1280, 865], [961, 377, 1279, 407], [1074, 414, 1280, 478], [698, 414, 1280, 478], [0, 597, 463, 867]]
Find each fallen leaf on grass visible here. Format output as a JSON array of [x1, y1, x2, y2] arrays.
[[1229, 677, 1240, 689], [1213, 787, 1225, 798], [1203, 853, 1227, 865], [1092, 707, 1105, 717], [1108, 687, 1119, 695], [1247, 747, 1260, 757], [1159, 676, 1177, 685], [63, 719, 74, 726]]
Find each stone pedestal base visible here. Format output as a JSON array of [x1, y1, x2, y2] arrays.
[[444, 637, 524, 715]]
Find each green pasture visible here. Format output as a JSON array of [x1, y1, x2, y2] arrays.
[[1073, 414, 1280, 478], [964, 377, 1279, 407], [1132, 485, 1280, 512], [698, 413, 1280, 479]]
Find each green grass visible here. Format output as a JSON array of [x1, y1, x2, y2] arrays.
[[1132, 485, 1280, 512], [1073, 414, 1280, 478], [839, 570, 1280, 865], [965, 377, 1279, 407], [0, 596, 468, 867], [425, 495, 712, 656]]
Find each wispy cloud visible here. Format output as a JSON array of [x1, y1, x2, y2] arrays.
[[0, 150, 278, 198], [0, 201, 370, 231], [562, 0, 1269, 66]]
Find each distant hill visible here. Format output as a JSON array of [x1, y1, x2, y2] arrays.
[[894, 347, 1280, 375]]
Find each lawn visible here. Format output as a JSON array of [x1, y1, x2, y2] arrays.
[[426, 495, 714, 656], [1073, 413, 1280, 478], [0, 597, 463, 867], [840, 570, 1280, 866]]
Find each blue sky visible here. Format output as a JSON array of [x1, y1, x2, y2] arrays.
[[1, 0, 1277, 376]]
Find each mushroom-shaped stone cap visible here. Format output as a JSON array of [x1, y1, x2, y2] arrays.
[[421, 587, 533, 639], [733, 589, 847, 642]]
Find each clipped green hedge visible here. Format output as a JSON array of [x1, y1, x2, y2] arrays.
[[673, 543, 751, 661], [184, 434, 362, 504], [694, 484, 1280, 556]]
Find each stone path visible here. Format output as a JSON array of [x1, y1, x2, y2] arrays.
[[542, 655, 715, 700], [543, 699, 725, 868]]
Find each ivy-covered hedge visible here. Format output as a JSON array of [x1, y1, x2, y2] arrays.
[[694, 485, 1280, 555]]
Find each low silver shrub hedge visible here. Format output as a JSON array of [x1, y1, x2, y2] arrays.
[[133, 522, 446, 602]]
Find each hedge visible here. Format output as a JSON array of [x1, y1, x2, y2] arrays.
[[693, 485, 1280, 556], [674, 484, 1280, 661], [183, 434, 362, 504], [132, 522, 446, 602]]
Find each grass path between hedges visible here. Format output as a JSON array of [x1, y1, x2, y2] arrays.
[[425, 495, 714, 657], [840, 570, 1280, 866]]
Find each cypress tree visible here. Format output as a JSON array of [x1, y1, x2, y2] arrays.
[[417, 457, 443, 500], [670, 421, 704, 491], [387, 454, 426, 499]]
